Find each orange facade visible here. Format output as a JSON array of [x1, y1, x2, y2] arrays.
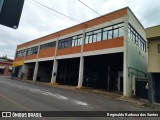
[[57, 46, 81, 56], [84, 37, 124, 52], [14, 57, 24, 62], [16, 8, 127, 50], [38, 48, 56, 58], [25, 54, 37, 60], [14, 8, 128, 62]]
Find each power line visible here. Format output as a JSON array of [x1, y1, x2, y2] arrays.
[[77, 0, 136, 36], [28, 0, 73, 28], [78, 0, 116, 25], [77, 0, 147, 49], [77, 0, 148, 54], [29, 0, 106, 33], [30, 0, 100, 31], [30, 0, 116, 39], [31, 0, 80, 23]]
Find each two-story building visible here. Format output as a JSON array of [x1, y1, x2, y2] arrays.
[[146, 25, 160, 103], [0, 56, 13, 76], [13, 7, 147, 97]]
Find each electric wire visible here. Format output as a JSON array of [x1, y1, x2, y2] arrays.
[[31, 0, 80, 23], [78, 0, 147, 53], [30, 0, 145, 54], [30, 0, 142, 51], [30, 0, 113, 38], [28, 0, 72, 28], [78, 0, 128, 33]]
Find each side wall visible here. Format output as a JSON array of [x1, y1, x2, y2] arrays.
[[127, 9, 147, 96], [148, 39, 160, 72]]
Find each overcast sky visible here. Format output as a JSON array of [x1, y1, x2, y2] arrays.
[[0, 0, 160, 59]]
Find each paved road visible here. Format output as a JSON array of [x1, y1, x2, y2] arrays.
[[0, 76, 159, 120]]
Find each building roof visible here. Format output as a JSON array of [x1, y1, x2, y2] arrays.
[[146, 25, 160, 39], [0, 57, 13, 66]]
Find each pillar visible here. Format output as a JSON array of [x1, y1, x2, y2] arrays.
[[51, 59, 58, 83], [33, 61, 39, 81], [78, 56, 84, 88], [148, 73, 155, 103], [77, 28, 85, 88], [21, 64, 27, 80], [123, 14, 131, 97], [118, 71, 121, 91], [131, 74, 136, 96]]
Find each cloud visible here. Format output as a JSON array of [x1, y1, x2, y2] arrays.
[[0, 0, 160, 59]]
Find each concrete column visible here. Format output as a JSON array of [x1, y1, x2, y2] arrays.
[[118, 78, 120, 91], [51, 36, 59, 84], [118, 71, 122, 91], [148, 73, 155, 103], [123, 15, 130, 97], [33, 61, 39, 81], [78, 56, 84, 88], [22, 64, 28, 80], [33, 42, 40, 81], [77, 29, 85, 88], [51, 59, 58, 83], [131, 74, 136, 96]]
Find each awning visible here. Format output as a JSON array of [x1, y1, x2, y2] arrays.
[[12, 61, 24, 67]]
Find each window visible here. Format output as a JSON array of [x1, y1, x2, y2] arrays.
[[103, 31, 108, 40], [77, 36, 82, 45], [40, 41, 56, 50], [58, 37, 72, 49], [158, 44, 160, 53], [58, 34, 83, 49], [135, 34, 139, 45], [85, 32, 93, 44], [16, 49, 26, 58], [114, 23, 124, 37], [85, 29, 102, 44], [113, 28, 119, 38], [93, 29, 102, 42], [27, 46, 38, 55], [58, 22, 124, 48], [108, 30, 113, 39], [102, 23, 124, 41], [128, 24, 147, 52]]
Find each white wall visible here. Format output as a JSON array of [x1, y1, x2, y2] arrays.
[[128, 10, 146, 39], [127, 9, 147, 76], [126, 9, 147, 96]]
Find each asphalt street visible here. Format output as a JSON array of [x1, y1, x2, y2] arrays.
[[0, 76, 159, 120]]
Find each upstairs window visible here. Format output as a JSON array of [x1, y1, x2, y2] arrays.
[[16, 49, 26, 58], [128, 24, 147, 52], [27, 46, 38, 55], [40, 42, 56, 50]]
